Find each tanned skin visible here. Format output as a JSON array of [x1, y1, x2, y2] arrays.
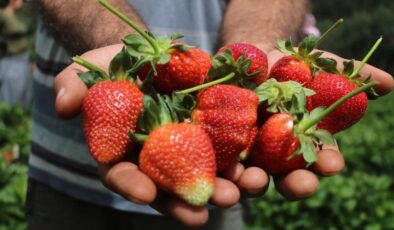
[[38, 0, 307, 54], [37, 0, 146, 54], [221, 0, 308, 52]]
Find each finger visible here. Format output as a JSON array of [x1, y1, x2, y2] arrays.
[[54, 44, 124, 119], [210, 178, 240, 208], [267, 49, 284, 70], [219, 162, 245, 183], [98, 161, 157, 204], [237, 167, 269, 197], [312, 145, 345, 177], [54, 65, 88, 119], [274, 169, 319, 200], [151, 193, 209, 228], [357, 62, 394, 96]]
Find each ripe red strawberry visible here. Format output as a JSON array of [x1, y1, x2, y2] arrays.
[[269, 55, 312, 84], [250, 82, 376, 175], [82, 80, 144, 164], [139, 123, 216, 206], [192, 84, 258, 171], [215, 42, 268, 85], [269, 19, 344, 83], [305, 38, 383, 134], [250, 113, 306, 175], [138, 47, 211, 93], [306, 72, 367, 134], [99, 0, 212, 94]]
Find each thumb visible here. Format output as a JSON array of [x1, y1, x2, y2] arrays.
[[54, 63, 88, 119], [54, 44, 124, 119]]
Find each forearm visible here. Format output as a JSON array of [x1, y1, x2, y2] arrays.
[[37, 0, 146, 54], [220, 0, 309, 52]]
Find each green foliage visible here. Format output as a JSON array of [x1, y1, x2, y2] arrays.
[[247, 1, 394, 229], [313, 1, 394, 74], [0, 103, 31, 230], [246, 171, 394, 230]]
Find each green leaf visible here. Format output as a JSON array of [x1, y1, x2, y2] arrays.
[[139, 69, 157, 95], [137, 94, 180, 133], [298, 35, 318, 57], [159, 53, 171, 64], [299, 135, 318, 164], [109, 49, 134, 80], [171, 43, 189, 52], [315, 57, 339, 73], [277, 39, 296, 55], [303, 88, 316, 96], [343, 60, 355, 76], [313, 129, 336, 145], [170, 32, 184, 41], [289, 91, 307, 115], [170, 93, 196, 120], [309, 51, 324, 61], [78, 71, 107, 88], [123, 34, 148, 46]]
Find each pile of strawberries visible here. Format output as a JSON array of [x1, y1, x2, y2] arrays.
[[74, 0, 383, 206]]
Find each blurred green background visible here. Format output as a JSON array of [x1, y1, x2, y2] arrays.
[[1, 0, 394, 229]]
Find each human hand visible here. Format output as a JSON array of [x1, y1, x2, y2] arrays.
[[54, 44, 269, 227], [264, 48, 394, 199]]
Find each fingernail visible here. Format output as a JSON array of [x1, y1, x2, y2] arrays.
[[56, 88, 65, 104]]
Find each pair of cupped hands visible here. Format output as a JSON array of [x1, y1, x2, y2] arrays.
[[54, 43, 394, 227]]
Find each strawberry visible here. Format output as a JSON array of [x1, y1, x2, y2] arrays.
[[191, 84, 258, 171], [139, 123, 216, 206], [138, 47, 211, 93], [213, 42, 268, 85], [73, 51, 144, 164], [269, 19, 344, 83], [82, 80, 143, 163], [306, 38, 382, 134], [305, 72, 367, 134], [250, 82, 376, 175], [269, 55, 313, 84], [250, 113, 306, 175], [99, 0, 211, 94]]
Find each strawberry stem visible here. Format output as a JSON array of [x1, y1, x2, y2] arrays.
[[315, 18, 344, 47], [349, 37, 383, 79], [98, 0, 160, 54], [72, 56, 109, 79], [130, 132, 148, 144], [298, 81, 377, 132], [176, 72, 235, 94]]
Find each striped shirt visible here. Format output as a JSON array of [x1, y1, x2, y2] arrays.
[[29, 0, 227, 214]]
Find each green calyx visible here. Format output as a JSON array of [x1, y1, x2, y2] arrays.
[[122, 32, 191, 75], [208, 49, 264, 90], [131, 93, 196, 143], [291, 81, 377, 164], [277, 18, 344, 75], [254, 78, 315, 114], [73, 51, 136, 87], [99, 0, 191, 75]]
